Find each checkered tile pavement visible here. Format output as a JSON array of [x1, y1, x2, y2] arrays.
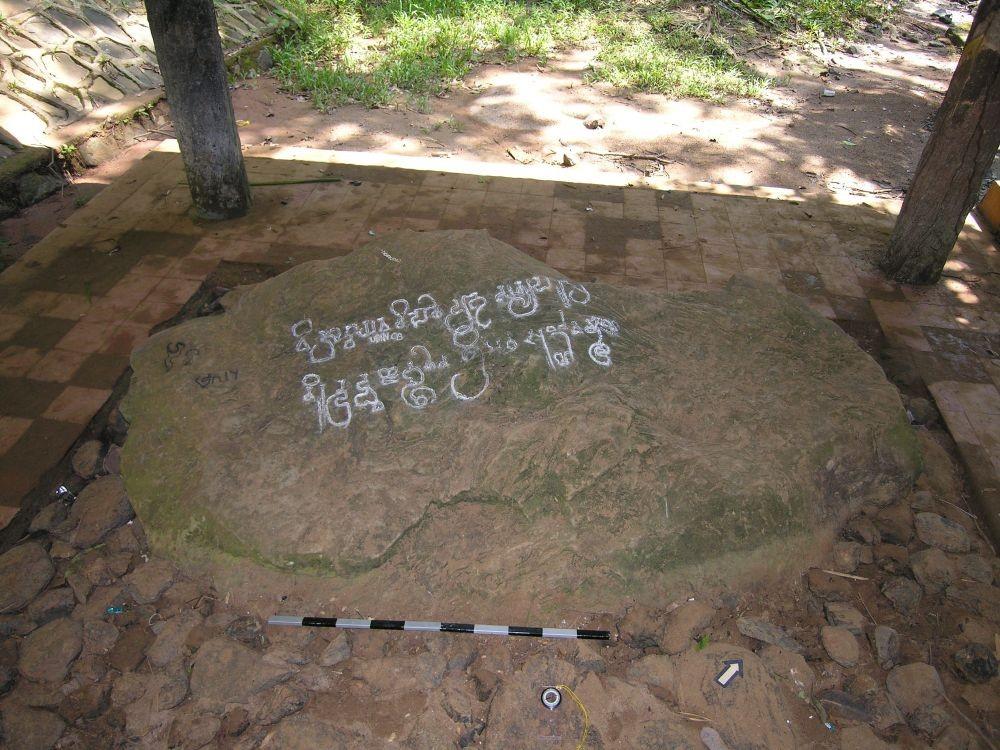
[[1, 143, 997, 533]]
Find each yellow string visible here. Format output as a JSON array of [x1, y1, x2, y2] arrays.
[[556, 684, 591, 750]]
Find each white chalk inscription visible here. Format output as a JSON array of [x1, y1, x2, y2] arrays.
[[292, 275, 620, 433]]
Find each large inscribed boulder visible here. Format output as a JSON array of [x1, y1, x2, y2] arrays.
[[121, 229, 918, 616]]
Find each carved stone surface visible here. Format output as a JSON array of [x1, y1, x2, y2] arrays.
[[121, 229, 919, 615]]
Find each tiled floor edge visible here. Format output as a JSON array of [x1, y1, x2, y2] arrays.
[[152, 139, 901, 211]]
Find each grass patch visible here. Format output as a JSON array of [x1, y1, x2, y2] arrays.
[[272, 0, 898, 108]]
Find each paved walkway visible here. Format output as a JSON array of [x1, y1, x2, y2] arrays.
[[0, 143, 998, 536]]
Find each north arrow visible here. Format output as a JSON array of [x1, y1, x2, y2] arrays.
[[714, 658, 744, 687]]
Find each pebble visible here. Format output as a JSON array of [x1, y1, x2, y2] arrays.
[[583, 114, 605, 129], [910, 547, 957, 594], [906, 397, 938, 426], [0, 542, 55, 614], [832, 541, 871, 572], [821, 626, 859, 668], [317, 631, 351, 667], [886, 662, 945, 715], [823, 602, 865, 635], [874, 543, 910, 576], [874, 504, 913, 545], [844, 516, 880, 545], [736, 617, 804, 653], [805, 568, 853, 601], [71, 440, 104, 479], [881, 576, 922, 614], [871, 625, 900, 670], [952, 643, 998, 683], [0, 702, 66, 749], [957, 554, 993, 584], [910, 703, 951, 739], [914, 512, 971, 553]]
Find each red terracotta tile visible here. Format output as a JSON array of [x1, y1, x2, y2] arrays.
[[26, 348, 89, 383], [0, 416, 32, 454], [47, 293, 94, 320], [106, 273, 162, 303], [41, 385, 112, 424], [101, 322, 151, 355], [129, 299, 182, 326], [80, 296, 141, 325], [56, 321, 113, 354], [0, 314, 28, 342], [0, 345, 44, 376], [147, 278, 202, 305]]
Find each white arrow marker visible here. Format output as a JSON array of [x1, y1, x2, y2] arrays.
[[714, 659, 744, 687]]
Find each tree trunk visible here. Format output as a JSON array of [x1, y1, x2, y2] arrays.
[[144, 0, 252, 219], [880, 0, 1000, 284]]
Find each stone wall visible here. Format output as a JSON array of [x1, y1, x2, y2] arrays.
[[0, 0, 290, 144]]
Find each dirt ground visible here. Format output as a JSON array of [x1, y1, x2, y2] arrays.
[[0, 0, 972, 270]]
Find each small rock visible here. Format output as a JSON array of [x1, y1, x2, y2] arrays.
[[914, 512, 970, 553], [221, 706, 250, 736], [881, 576, 921, 614], [108, 625, 154, 673], [817, 689, 871, 722], [736, 617, 803, 653], [124, 560, 175, 604], [83, 620, 119, 655], [946, 581, 1000, 621], [874, 504, 913, 545], [844, 516, 880, 545], [958, 617, 994, 646], [910, 489, 936, 512], [256, 48, 275, 72], [806, 568, 853, 601], [189, 637, 294, 712], [25, 588, 76, 626], [906, 397, 938, 425], [103, 445, 122, 475], [869, 689, 906, 731], [18, 172, 65, 206], [821, 626, 859, 668], [59, 680, 111, 723], [832, 541, 871, 572], [957, 554, 993, 584], [583, 114, 605, 129], [823, 602, 865, 635], [886, 662, 944, 715], [71, 441, 103, 479], [560, 148, 578, 167], [104, 407, 129, 444], [758, 645, 814, 693], [29, 503, 68, 534], [252, 683, 307, 725], [317, 631, 351, 667], [168, 712, 221, 749], [910, 547, 957, 594], [952, 643, 998, 683], [660, 601, 714, 654], [700, 726, 730, 750], [147, 610, 202, 668], [0, 542, 55, 613], [77, 137, 119, 168], [870, 625, 899, 670], [60, 476, 134, 549], [226, 614, 269, 650], [0, 702, 66, 748], [874, 543, 909, 576], [19, 618, 83, 682], [821, 88, 836, 97], [910, 703, 950, 738]]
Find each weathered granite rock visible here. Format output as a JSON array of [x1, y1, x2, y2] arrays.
[[121, 230, 919, 613], [914, 512, 971, 553]]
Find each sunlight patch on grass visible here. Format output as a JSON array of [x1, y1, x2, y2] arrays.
[[271, 0, 897, 109]]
